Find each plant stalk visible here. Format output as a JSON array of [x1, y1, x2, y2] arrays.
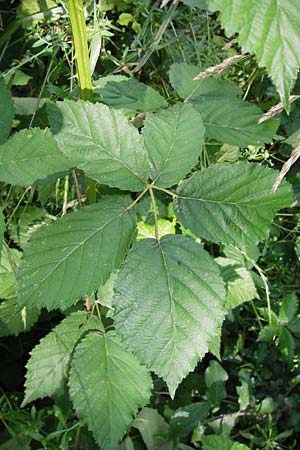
[[66, 0, 97, 204], [66, 0, 94, 102]]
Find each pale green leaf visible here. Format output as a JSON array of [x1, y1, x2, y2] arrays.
[[0, 128, 71, 186], [209, 0, 300, 109], [181, 0, 207, 7], [202, 434, 233, 450], [193, 97, 278, 146], [216, 257, 258, 309], [0, 78, 14, 144], [23, 312, 103, 405], [143, 103, 205, 187], [169, 63, 242, 100], [48, 100, 149, 190], [174, 162, 292, 246], [137, 219, 175, 240], [205, 360, 228, 387], [0, 248, 22, 298], [69, 331, 152, 450], [13, 97, 45, 116], [114, 235, 225, 398], [132, 408, 169, 449], [95, 78, 168, 112], [17, 196, 136, 310]]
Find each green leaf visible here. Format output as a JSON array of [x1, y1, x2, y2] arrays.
[[114, 235, 225, 398], [95, 78, 168, 112], [23, 312, 103, 405], [205, 360, 228, 410], [0, 248, 21, 298], [216, 257, 258, 309], [170, 402, 209, 437], [0, 298, 39, 337], [208, 0, 300, 109], [279, 293, 298, 324], [174, 162, 292, 246], [0, 77, 14, 144], [0, 128, 71, 186], [0, 210, 4, 258], [193, 97, 279, 146], [169, 63, 242, 100], [132, 408, 169, 449], [257, 325, 280, 342], [17, 196, 136, 310], [48, 100, 149, 190], [69, 331, 152, 450], [202, 434, 233, 450], [181, 0, 207, 7], [279, 327, 295, 363], [143, 103, 205, 187]]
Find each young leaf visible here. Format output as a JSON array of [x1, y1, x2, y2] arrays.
[[23, 312, 103, 405], [132, 408, 169, 449], [192, 97, 278, 146], [0, 77, 14, 144], [174, 162, 292, 247], [69, 331, 152, 450], [17, 196, 136, 310], [48, 100, 149, 190], [209, 0, 300, 110], [95, 78, 168, 112], [114, 235, 225, 398], [0, 128, 71, 186], [169, 63, 241, 100], [143, 103, 205, 187]]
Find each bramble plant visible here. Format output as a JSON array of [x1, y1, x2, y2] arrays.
[[0, 0, 300, 449]]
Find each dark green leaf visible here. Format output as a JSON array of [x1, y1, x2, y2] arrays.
[[143, 103, 205, 187], [17, 196, 136, 310], [48, 100, 149, 190], [0, 78, 14, 144], [174, 162, 292, 246], [0, 128, 71, 186]]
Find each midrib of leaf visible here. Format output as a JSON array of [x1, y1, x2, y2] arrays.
[[156, 241, 177, 370]]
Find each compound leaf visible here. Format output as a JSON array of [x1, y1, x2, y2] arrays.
[[23, 312, 103, 405], [17, 196, 136, 310], [114, 234, 225, 398], [174, 162, 292, 246], [143, 103, 205, 187], [48, 100, 149, 190], [0, 128, 71, 186], [209, 0, 300, 110], [69, 331, 152, 450]]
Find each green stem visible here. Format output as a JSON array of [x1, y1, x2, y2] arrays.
[[152, 185, 177, 198], [66, 0, 96, 204], [66, 0, 94, 102]]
